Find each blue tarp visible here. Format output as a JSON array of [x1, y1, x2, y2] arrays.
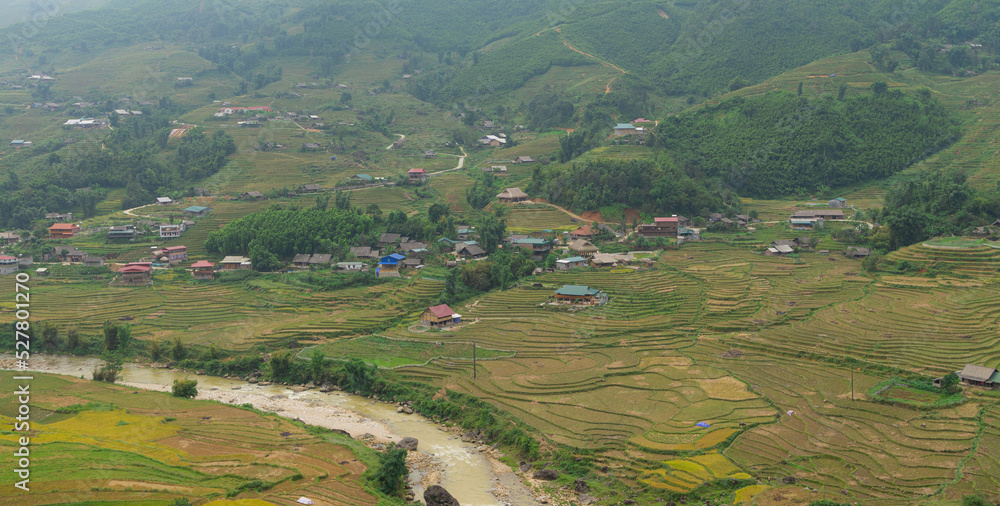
[[696, 422, 710, 428]]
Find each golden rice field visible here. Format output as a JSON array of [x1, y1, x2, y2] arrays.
[[0, 375, 375, 505]]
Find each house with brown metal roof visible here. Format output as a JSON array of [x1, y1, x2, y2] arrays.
[[420, 304, 461, 327], [49, 223, 81, 239], [957, 364, 1000, 388], [191, 260, 215, 280]]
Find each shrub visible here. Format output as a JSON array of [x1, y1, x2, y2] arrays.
[[172, 379, 198, 399], [374, 447, 407, 496]]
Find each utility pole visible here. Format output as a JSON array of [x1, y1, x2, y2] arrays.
[[851, 368, 854, 401], [473, 342, 477, 379]]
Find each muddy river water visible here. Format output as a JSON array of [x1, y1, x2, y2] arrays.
[[6, 354, 542, 506]]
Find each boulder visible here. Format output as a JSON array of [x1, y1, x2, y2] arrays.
[[519, 461, 532, 473], [574, 478, 589, 493], [533, 469, 559, 481], [578, 493, 595, 505], [398, 437, 419, 451], [424, 485, 460, 506], [397, 405, 414, 414]]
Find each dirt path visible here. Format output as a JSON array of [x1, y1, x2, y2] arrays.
[[429, 146, 468, 175], [530, 200, 597, 223], [122, 204, 154, 218], [385, 133, 405, 150], [559, 37, 626, 93]]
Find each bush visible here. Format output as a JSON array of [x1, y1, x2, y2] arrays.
[[374, 447, 407, 496], [172, 379, 198, 398]]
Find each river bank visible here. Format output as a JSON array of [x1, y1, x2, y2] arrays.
[[2, 355, 548, 505]]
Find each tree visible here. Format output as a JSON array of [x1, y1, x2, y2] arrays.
[[797, 82, 803, 96], [334, 190, 351, 210], [102, 320, 120, 351], [172, 379, 198, 398], [92, 353, 123, 383], [310, 348, 326, 382], [66, 327, 80, 351], [374, 447, 408, 495], [171, 337, 187, 361], [837, 83, 848, 101], [473, 211, 506, 255], [315, 194, 330, 211], [340, 92, 352, 104], [344, 358, 375, 392], [870, 81, 888, 95], [428, 203, 450, 223]]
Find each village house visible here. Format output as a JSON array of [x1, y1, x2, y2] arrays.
[[380, 233, 406, 245], [156, 196, 173, 205], [62, 247, 88, 263], [556, 256, 588, 270], [637, 216, 679, 238], [118, 262, 152, 284], [220, 256, 252, 270], [403, 258, 423, 269], [496, 188, 529, 204], [478, 135, 506, 147], [513, 156, 535, 164], [956, 364, 1000, 388], [350, 246, 380, 259], [420, 304, 461, 327], [400, 241, 428, 253], [308, 254, 333, 267], [46, 212, 73, 222], [791, 209, 846, 221], [554, 285, 607, 305], [0, 255, 19, 275], [9, 140, 33, 149], [456, 227, 474, 241], [300, 184, 323, 193], [569, 225, 594, 240], [423, 149, 436, 158], [182, 205, 211, 217], [456, 243, 487, 259], [159, 224, 183, 239], [83, 256, 105, 267], [336, 261, 364, 271], [107, 225, 136, 241], [292, 254, 312, 268], [49, 223, 81, 239], [790, 217, 823, 230], [407, 168, 428, 183], [613, 123, 637, 137], [241, 191, 264, 200], [161, 246, 187, 262], [482, 165, 508, 176], [569, 239, 599, 257], [513, 238, 551, 261], [765, 244, 794, 256], [191, 260, 215, 280], [0, 231, 22, 245], [352, 174, 374, 183], [302, 143, 322, 151], [378, 253, 406, 272]]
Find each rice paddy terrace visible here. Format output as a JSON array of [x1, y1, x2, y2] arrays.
[[362, 242, 1000, 502], [0, 375, 375, 505]]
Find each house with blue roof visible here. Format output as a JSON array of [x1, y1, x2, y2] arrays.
[[555, 256, 588, 270], [378, 253, 406, 272], [182, 205, 211, 217]]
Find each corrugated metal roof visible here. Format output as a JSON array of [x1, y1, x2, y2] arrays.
[[960, 364, 997, 382]]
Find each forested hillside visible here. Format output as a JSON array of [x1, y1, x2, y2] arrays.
[[652, 89, 960, 197]]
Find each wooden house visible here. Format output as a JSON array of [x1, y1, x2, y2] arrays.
[[64, 247, 88, 263], [118, 262, 152, 283], [569, 225, 594, 240], [191, 260, 215, 280], [292, 254, 312, 268], [349, 246, 379, 259], [0, 231, 22, 245], [83, 256, 105, 267], [49, 223, 81, 239], [308, 254, 333, 267], [182, 206, 211, 217], [569, 239, 599, 257], [957, 364, 1000, 388], [241, 191, 264, 200], [844, 247, 871, 259], [637, 217, 679, 238], [420, 304, 461, 327], [513, 156, 535, 164], [162, 246, 187, 262], [496, 188, 529, 204], [554, 285, 606, 305], [456, 243, 487, 259], [107, 226, 136, 240], [828, 197, 847, 208], [300, 184, 323, 193], [221, 256, 252, 270], [403, 258, 423, 268], [407, 168, 427, 183], [513, 238, 551, 261]]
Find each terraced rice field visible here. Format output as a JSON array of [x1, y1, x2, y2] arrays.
[[312, 335, 515, 368], [0, 375, 375, 505]]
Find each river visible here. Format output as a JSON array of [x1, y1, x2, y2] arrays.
[[4, 354, 542, 506]]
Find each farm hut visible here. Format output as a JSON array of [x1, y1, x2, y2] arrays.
[[350, 246, 379, 259], [554, 285, 606, 305], [82, 256, 105, 267], [156, 197, 173, 205], [292, 254, 312, 268], [221, 256, 252, 270], [844, 247, 871, 259], [300, 184, 322, 193], [49, 223, 81, 238], [423, 149, 436, 158], [569, 239, 599, 256], [400, 241, 428, 252], [191, 260, 215, 280], [420, 304, 461, 327], [0, 255, 18, 275], [308, 254, 333, 267], [957, 364, 1000, 388], [556, 256, 588, 270], [590, 254, 619, 268], [64, 247, 88, 263], [241, 191, 264, 200], [107, 226, 136, 240], [403, 258, 423, 268], [336, 261, 363, 270], [496, 188, 529, 204], [828, 197, 847, 208], [513, 156, 535, 164], [380, 233, 403, 244], [118, 263, 152, 283]]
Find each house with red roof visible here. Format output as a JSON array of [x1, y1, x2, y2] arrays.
[[161, 245, 187, 262], [637, 216, 679, 238], [191, 260, 215, 280], [407, 168, 427, 183], [118, 262, 152, 283], [0, 255, 19, 275], [49, 222, 81, 238], [420, 304, 461, 327], [569, 225, 594, 240]]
